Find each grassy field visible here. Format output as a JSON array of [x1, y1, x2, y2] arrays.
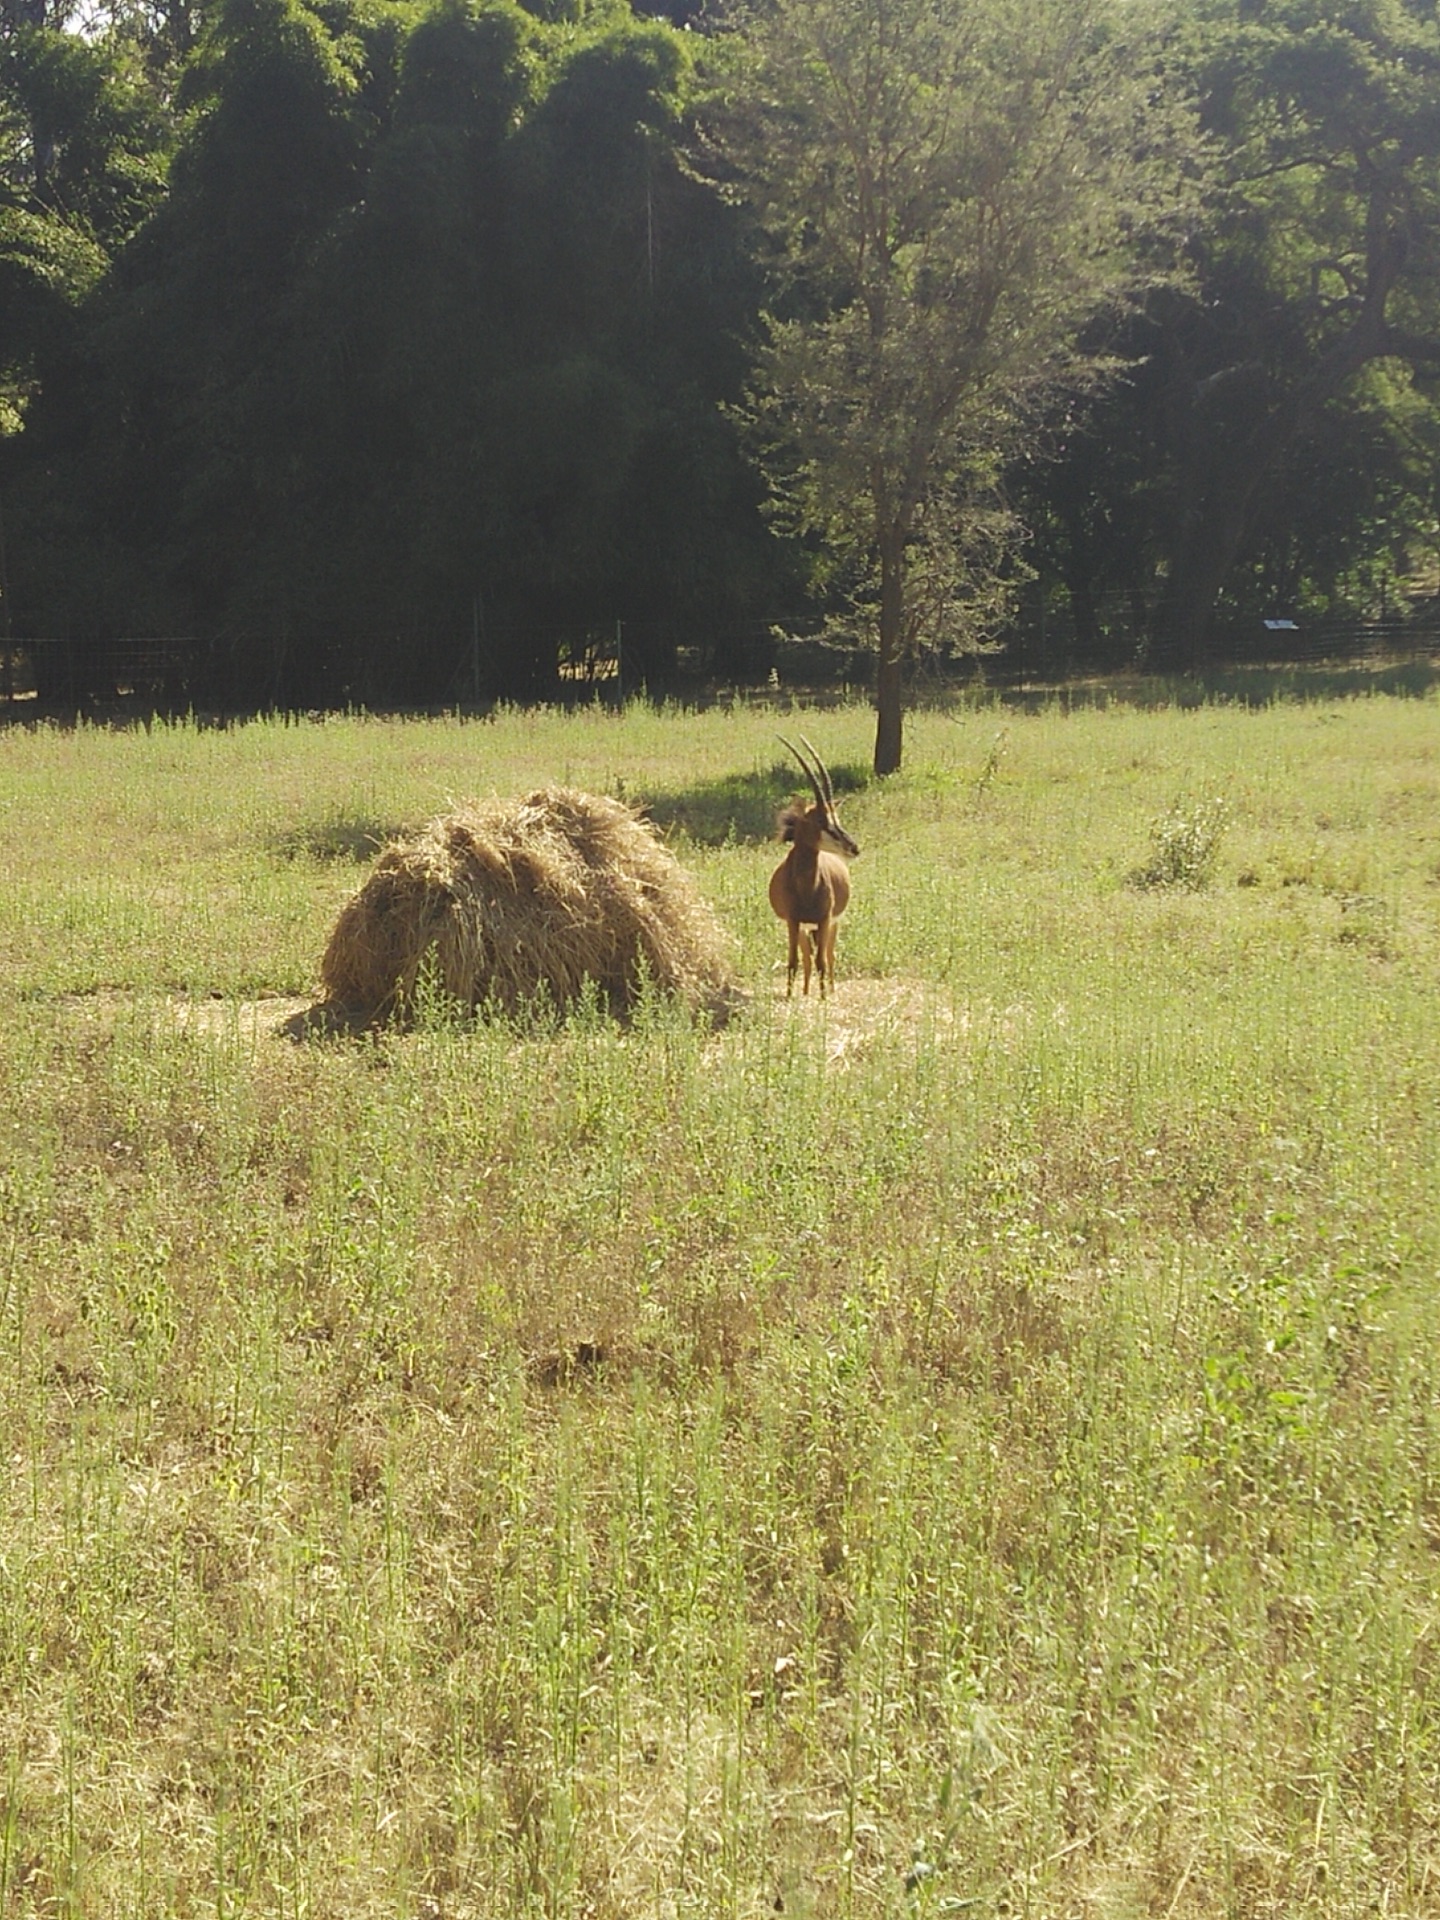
[[0, 683, 1438, 1918]]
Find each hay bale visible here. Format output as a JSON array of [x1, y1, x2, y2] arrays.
[[320, 786, 737, 1023]]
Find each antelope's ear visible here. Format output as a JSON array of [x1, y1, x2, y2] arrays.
[[777, 802, 802, 842]]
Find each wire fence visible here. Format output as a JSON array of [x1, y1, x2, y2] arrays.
[[4, 607, 1440, 715]]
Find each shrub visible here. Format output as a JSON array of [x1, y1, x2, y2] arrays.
[[1128, 796, 1230, 891]]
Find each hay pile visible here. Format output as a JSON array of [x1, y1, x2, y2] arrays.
[[320, 786, 737, 1023]]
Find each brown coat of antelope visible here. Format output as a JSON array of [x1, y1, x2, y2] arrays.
[[769, 736, 859, 997]]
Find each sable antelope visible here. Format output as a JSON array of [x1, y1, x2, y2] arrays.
[[769, 735, 859, 997]]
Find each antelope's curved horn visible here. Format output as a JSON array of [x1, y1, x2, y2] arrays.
[[789, 734, 829, 803], [778, 735, 824, 808], [799, 734, 835, 806]]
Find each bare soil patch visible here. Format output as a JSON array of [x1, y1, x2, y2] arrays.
[[768, 973, 959, 1066], [54, 991, 314, 1042], [50, 978, 1008, 1062], [176, 994, 316, 1039]]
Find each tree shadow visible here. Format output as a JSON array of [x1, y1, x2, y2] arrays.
[[1187, 660, 1440, 706], [640, 755, 871, 847], [983, 658, 1440, 712], [268, 814, 401, 862], [266, 757, 878, 863]]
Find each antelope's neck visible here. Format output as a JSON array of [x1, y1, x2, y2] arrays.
[[789, 838, 822, 884]]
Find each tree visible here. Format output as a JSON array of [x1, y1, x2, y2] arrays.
[[1017, 334, 1440, 662], [7, 0, 785, 704], [0, 21, 168, 427], [1133, 0, 1440, 658], [710, 0, 1196, 772], [7, 0, 387, 668], [264, 0, 539, 698], [280, 5, 779, 700], [494, 16, 780, 690]]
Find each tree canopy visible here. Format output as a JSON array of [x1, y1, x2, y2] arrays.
[[3, 0, 783, 700], [1, 0, 1438, 715], [706, 0, 1202, 770], [1022, 0, 1440, 662]]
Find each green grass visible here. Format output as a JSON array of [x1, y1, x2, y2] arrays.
[[0, 686, 1438, 1916]]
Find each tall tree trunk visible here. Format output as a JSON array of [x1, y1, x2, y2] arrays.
[[1059, 502, 1101, 661], [1154, 461, 1266, 664], [873, 523, 904, 776]]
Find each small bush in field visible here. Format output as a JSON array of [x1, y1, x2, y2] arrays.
[[1129, 796, 1230, 891]]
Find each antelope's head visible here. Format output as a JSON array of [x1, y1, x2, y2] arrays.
[[778, 735, 859, 859]]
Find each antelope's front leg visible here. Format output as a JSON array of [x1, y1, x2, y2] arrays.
[[786, 920, 801, 996], [800, 928, 815, 996], [814, 916, 832, 997]]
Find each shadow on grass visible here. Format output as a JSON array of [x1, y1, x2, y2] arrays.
[[269, 814, 402, 862], [281, 978, 750, 1043], [279, 1000, 378, 1041], [640, 755, 871, 847], [986, 658, 1440, 712]]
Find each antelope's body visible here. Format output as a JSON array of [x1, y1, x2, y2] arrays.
[[769, 736, 858, 997]]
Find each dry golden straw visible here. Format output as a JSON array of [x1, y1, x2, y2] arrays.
[[320, 786, 737, 1023]]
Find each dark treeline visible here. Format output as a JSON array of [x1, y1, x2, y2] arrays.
[[2, 0, 1439, 714], [2, 0, 788, 703]]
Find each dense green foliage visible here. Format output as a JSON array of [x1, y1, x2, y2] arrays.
[[0, 0, 1438, 705], [3, 0, 783, 700], [1022, 0, 1440, 659]]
